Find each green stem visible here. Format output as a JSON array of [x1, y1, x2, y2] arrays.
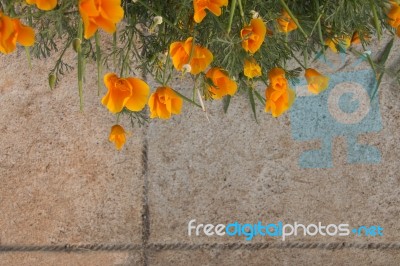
[[120, 32, 134, 77], [238, 0, 246, 24], [172, 89, 202, 108], [95, 32, 102, 96], [77, 19, 84, 111], [314, 0, 325, 48], [303, 49, 309, 69], [278, 0, 308, 39], [369, 0, 382, 41], [113, 32, 117, 72], [136, 0, 185, 34], [227, 0, 237, 34]]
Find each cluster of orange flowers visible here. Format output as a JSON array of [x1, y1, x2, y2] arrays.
[[1, 0, 399, 150]]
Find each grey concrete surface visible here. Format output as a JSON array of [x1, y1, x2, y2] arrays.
[[1, 36, 400, 266], [0, 50, 144, 247]]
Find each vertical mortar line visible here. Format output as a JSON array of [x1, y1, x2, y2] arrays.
[[140, 69, 150, 266], [141, 131, 150, 266]]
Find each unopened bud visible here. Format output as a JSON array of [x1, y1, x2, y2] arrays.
[[48, 73, 56, 90], [72, 38, 82, 53], [250, 10, 259, 19]]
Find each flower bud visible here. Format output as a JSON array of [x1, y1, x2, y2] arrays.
[[48, 73, 57, 90], [73, 38, 82, 53]]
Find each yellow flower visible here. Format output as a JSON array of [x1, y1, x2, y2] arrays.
[[244, 58, 262, 79], [277, 10, 298, 33], [265, 67, 295, 117], [26, 0, 57, 10], [148, 86, 183, 119], [109, 124, 127, 150], [79, 0, 124, 39], [206, 67, 237, 99], [169, 37, 213, 75], [193, 0, 228, 23], [304, 68, 329, 94], [0, 12, 35, 54], [325, 36, 351, 53], [240, 18, 266, 54], [388, 1, 400, 28], [101, 73, 150, 114]]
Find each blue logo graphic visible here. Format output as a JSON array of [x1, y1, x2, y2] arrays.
[[290, 69, 382, 168]]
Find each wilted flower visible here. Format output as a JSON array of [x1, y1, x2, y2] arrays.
[[206, 67, 238, 99], [241, 18, 266, 54], [79, 0, 124, 39], [304, 68, 330, 94], [193, 0, 228, 23], [109, 125, 127, 150], [387, 1, 400, 28], [169, 37, 213, 75], [102, 73, 150, 114], [277, 10, 297, 33], [148, 86, 183, 119], [26, 0, 57, 10], [325, 36, 351, 53], [0, 12, 35, 54], [243, 58, 262, 79]]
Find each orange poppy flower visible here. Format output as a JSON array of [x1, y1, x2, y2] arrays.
[[243, 58, 262, 79], [79, 0, 124, 39], [388, 1, 400, 28], [268, 67, 289, 91], [169, 37, 213, 75], [241, 18, 266, 54], [265, 67, 295, 117], [109, 124, 127, 150], [304, 68, 330, 94], [265, 87, 295, 117], [277, 10, 298, 33], [148, 86, 183, 119], [26, 0, 57, 10], [0, 12, 35, 54], [206, 67, 237, 99], [193, 0, 228, 23], [101, 73, 150, 114], [325, 36, 351, 53]]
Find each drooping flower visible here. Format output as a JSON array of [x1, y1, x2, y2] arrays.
[[101, 73, 150, 114], [277, 10, 298, 33], [243, 58, 262, 79], [193, 0, 228, 23], [169, 37, 213, 75], [265, 67, 295, 117], [240, 18, 266, 54], [79, 0, 124, 39], [109, 124, 127, 150], [148, 86, 183, 119], [26, 0, 57, 10], [304, 68, 330, 94], [325, 36, 351, 53], [206, 67, 237, 99], [388, 1, 400, 28], [0, 12, 35, 54], [351, 31, 371, 45]]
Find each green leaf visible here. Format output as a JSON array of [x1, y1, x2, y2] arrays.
[[223, 95, 231, 113], [248, 88, 257, 123], [371, 37, 395, 100]]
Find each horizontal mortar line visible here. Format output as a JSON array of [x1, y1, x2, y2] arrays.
[[0, 242, 400, 253]]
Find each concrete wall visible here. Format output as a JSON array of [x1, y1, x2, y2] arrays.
[[0, 37, 400, 265]]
